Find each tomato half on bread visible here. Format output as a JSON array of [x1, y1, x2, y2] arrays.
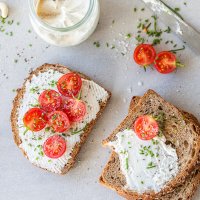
[[38, 89, 62, 112], [57, 73, 82, 97], [23, 108, 48, 132], [62, 97, 86, 122], [43, 135, 66, 159], [133, 115, 159, 140], [48, 111, 70, 133], [133, 44, 156, 66], [154, 51, 177, 74]]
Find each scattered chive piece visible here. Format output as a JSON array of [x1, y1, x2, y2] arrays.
[[141, 8, 145, 11], [125, 157, 129, 170], [134, 7, 137, 12], [106, 42, 109, 47], [8, 20, 14, 25], [147, 162, 156, 169], [152, 38, 161, 46], [71, 125, 87, 135], [141, 181, 144, 184], [112, 20, 115, 24], [29, 103, 40, 107], [30, 86, 40, 93], [164, 26, 171, 33], [174, 7, 180, 12], [28, 29, 31, 33], [126, 33, 132, 38], [48, 80, 57, 87], [93, 41, 100, 48], [14, 59, 18, 63], [169, 45, 185, 53]]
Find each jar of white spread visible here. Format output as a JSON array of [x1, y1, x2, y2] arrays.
[[28, 0, 100, 47]]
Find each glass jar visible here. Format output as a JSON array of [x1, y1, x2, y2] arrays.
[[28, 0, 100, 47]]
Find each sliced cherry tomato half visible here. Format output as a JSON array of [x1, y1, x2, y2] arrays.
[[154, 51, 176, 74], [38, 89, 62, 112], [48, 111, 70, 133], [133, 44, 156, 66], [62, 97, 86, 122], [133, 115, 158, 140], [43, 135, 66, 159], [57, 73, 82, 97], [23, 108, 48, 132]]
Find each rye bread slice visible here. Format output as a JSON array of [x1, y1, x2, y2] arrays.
[[101, 90, 200, 199], [11, 63, 111, 174]]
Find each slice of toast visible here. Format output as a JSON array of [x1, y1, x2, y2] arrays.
[[100, 90, 200, 199], [11, 63, 111, 174], [100, 152, 200, 200]]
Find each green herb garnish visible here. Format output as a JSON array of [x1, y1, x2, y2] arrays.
[[48, 80, 57, 87], [125, 157, 129, 170], [126, 33, 132, 38], [169, 45, 185, 53], [71, 125, 87, 135], [164, 26, 171, 33], [30, 86, 40, 93], [45, 127, 51, 132], [93, 41, 100, 48], [147, 162, 156, 169], [139, 145, 155, 157]]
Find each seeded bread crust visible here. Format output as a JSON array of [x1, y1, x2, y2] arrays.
[[100, 90, 200, 199], [11, 63, 111, 174]]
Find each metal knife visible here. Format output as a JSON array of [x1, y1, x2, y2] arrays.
[[140, 0, 200, 54]]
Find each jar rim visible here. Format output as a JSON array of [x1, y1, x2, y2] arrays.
[[28, 0, 95, 32]]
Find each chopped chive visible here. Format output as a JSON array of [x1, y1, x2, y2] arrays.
[[93, 41, 100, 48], [125, 157, 129, 170], [169, 45, 185, 53]]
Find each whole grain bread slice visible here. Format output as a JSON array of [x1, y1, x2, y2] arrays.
[[11, 63, 111, 174], [100, 151, 200, 200], [101, 90, 200, 199]]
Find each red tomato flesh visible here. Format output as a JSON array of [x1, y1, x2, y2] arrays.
[[23, 108, 48, 132], [154, 51, 176, 74], [133, 115, 158, 140], [57, 73, 82, 97], [62, 97, 86, 122], [43, 135, 66, 159], [48, 111, 70, 133], [39, 89, 62, 112], [134, 44, 156, 66]]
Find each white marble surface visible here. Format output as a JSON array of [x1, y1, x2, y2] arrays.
[[0, 0, 200, 199]]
